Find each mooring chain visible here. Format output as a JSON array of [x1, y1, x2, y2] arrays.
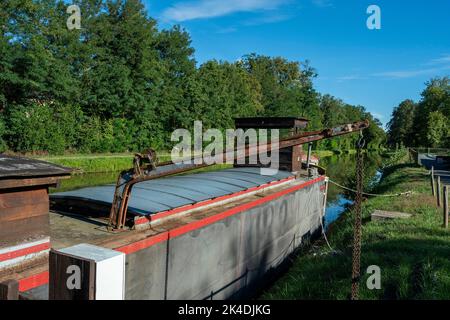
[[351, 132, 365, 300]]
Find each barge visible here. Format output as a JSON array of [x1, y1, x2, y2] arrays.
[[0, 118, 369, 300]]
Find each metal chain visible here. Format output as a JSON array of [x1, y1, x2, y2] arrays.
[[351, 132, 365, 300]]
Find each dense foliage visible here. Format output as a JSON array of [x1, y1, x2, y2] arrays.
[[0, 0, 385, 154], [387, 77, 450, 148]]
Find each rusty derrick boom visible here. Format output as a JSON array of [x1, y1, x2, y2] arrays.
[[108, 119, 370, 230]]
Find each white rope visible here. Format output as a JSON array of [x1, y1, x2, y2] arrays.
[[328, 179, 413, 197], [315, 178, 412, 255], [319, 213, 339, 254]]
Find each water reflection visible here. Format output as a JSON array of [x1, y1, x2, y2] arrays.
[[320, 152, 383, 227], [50, 172, 118, 193]]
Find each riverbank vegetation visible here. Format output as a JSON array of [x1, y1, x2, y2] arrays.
[[387, 77, 449, 149], [0, 0, 384, 156], [263, 151, 450, 299], [34, 152, 172, 173], [37, 149, 354, 174]]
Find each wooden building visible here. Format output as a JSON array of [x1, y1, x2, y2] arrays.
[[234, 117, 310, 172], [0, 155, 71, 273]]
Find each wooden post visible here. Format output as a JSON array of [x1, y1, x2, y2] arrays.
[[444, 185, 449, 229], [0, 279, 19, 300], [436, 175, 441, 207], [431, 166, 435, 196], [306, 142, 313, 170]]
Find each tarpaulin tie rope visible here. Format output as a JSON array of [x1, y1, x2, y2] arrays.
[[319, 213, 340, 254]]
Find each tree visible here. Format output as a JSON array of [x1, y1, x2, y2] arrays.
[[195, 60, 263, 130], [79, 0, 161, 119], [426, 111, 449, 148], [387, 99, 417, 148], [154, 25, 197, 134], [0, 0, 385, 154], [240, 54, 323, 134], [413, 77, 450, 147]]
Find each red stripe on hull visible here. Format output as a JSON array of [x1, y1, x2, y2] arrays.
[[0, 242, 50, 263], [19, 271, 49, 292]]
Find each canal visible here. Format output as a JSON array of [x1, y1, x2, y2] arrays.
[[320, 152, 383, 227]]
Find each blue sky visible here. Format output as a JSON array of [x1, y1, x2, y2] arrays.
[[143, 0, 450, 126]]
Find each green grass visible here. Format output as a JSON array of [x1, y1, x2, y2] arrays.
[[313, 150, 336, 158], [34, 153, 173, 173], [35, 149, 363, 173], [50, 171, 120, 193], [313, 149, 361, 158], [263, 159, 450, 300]]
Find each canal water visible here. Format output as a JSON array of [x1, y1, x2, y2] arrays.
[[320, 152, 383, 227], [51, 152, 384, 227]]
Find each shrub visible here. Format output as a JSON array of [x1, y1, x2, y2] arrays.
[[5, 104, 66, 154], [110, 118, 137, 153], [76, 116, 105, 153], [4, 103, 87, 154]]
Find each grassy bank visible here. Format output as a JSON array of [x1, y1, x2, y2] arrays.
[[34, 148, 379, 174], [313, 149, 374, 158], [34, 153, 172, 173], [313, 150, 336, 158], [37, 150, 340, 173], [263, 156, 450, 299]]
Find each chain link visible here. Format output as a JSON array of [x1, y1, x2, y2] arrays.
[[351, 133, 365, 300]]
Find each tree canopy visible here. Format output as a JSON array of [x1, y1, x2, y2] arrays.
[[0, 0, 385, 154], [387, 77, 449, 148]]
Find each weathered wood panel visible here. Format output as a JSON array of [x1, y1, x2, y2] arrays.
[[0, 187, 50, 247], [371, 210, 412, 221], [0, 177, 66, 190], [0, 188, 48, 209], [49, 250, 96, 300], [0, 203, 49, 223], [0, 155, 71, 179], [0, 279, 19, 300], [234, 117, 309, 129], [0, 215, 49, 248], [233, 146, 302, 172]]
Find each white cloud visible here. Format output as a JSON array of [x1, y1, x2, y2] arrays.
[[161, 0, 289, 22], [336, 75, 365, 82], [372, 55, 450, 79], [243, 13, 294, 26], [370, 112, 384, 120], [311, 0, 333, 8], [216, 27, 238, 34], [427, 54, 450, 65], [372, 66, 450, 79]]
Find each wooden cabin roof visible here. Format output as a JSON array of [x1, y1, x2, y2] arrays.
[[234, 117, 309, 129], [0, 155, 72, 190]]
